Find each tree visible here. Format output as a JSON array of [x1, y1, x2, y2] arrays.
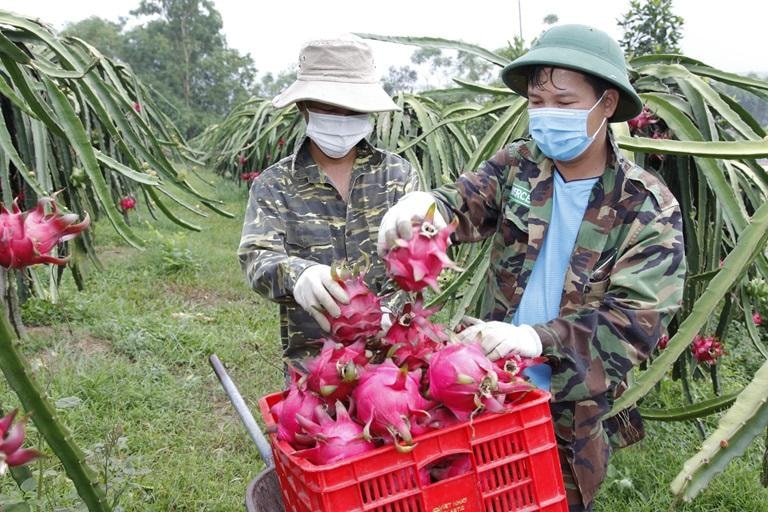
[[62, 16, 126, 60], [618, 0, 684, 56], [125, 0, 258, 137], [382, 65, 418, 95], [65, 1, 258, 137]]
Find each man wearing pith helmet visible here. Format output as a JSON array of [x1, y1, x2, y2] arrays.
[[378, 25, 685, 510], [239, 35, 418, 360]]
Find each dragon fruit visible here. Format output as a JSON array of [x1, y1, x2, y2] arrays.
[[494, 353, 548, 382], [352, 360, 433, 452], [383, 204, 460, 292], [120, 196, 137, 211], [270, 377, 323, 448], [0, 196, 90, 269], [294, 401, 374, 465], [428, 343, 532, 421], [325, 262, 382, 345], [691, 335, 725, 365], [0, 410, 40, 474], [302, 339, 368, 402], [419, 454, 473, 485], [383, 298, 446, 369]]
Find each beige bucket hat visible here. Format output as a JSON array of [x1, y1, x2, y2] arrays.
[[272, 36, 401, 113]]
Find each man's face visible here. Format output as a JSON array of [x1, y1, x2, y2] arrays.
[[527, 67, 617, 136]]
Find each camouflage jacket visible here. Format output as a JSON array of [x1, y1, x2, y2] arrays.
[[432, 137, 685, 505], [238, 138, 419, 360]]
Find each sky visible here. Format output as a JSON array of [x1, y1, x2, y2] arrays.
[[3, 0, 765, 83]]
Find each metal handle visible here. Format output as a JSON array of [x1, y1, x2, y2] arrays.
[[209, 354, 274, 468]]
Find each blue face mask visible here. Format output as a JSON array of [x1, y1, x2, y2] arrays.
[[528, 93, 607, 162]]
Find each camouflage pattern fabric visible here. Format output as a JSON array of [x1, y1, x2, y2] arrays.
[[432, 135, 685, 507], [238, 138, 419, 360]]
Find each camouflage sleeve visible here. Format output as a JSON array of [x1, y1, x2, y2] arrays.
[[534, 202, 686, 403], [237, 181, 316, 303], [431, 148, 509, 243]]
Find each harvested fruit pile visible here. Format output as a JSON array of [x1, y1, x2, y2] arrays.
[[269, 207, 543, 482]]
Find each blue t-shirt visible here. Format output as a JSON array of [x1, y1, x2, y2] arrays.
[[513, 170, 598, 390]]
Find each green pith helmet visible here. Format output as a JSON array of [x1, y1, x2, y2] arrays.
[[501, 24, 642, 122]]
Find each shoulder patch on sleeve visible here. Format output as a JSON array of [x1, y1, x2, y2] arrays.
[[624, 163, 679, 211]]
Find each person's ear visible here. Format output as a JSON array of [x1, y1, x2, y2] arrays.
[[602, 89, 619, 119]]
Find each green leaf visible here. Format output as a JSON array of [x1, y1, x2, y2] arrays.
[[453, 78, 515, 96], [42, 75, 145, 249], [0, 30, 29, 64], [640, 392, 739, 421], [607, 197, 768, 417], [94, 150, 161, 185], [616, 136, 768, 158], [670, 359, 768, 501], [355, 33, 510, 67]]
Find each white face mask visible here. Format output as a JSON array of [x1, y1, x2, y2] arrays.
[[305, 111, 373, 159]]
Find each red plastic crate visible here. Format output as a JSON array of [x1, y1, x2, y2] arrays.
[[259, 388, 567, 512]]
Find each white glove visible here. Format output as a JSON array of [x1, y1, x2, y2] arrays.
[[377, 191, 447, 257], [294, 264, 349, 331], [379, 306, 393, 337], [457, 321, 542, 360]]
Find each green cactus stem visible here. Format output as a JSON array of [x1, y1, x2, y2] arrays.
[[670, 359, 768, 501], [0, 310, 110, 511]]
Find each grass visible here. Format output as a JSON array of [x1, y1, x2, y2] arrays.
[[1, 169, 767, 510]]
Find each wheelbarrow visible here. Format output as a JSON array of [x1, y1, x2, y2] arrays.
[[209, 354, 285, 512]]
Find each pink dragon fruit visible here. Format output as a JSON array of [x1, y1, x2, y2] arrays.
[[428, 343, 532, 421], [302, 339, 368, 402], [494, 353, 548, 382], [691, 335, 725, 365], [120, 196, 136, 211], [383, 204, 460, 292], [0, 410, 40, 473], [295, 401, 374, 466], [270, 377, 323, 449], [0, 196, 90, 269], [352, 360, 434, 452], [419, 454, 474, 485], [325, 262, 382, 345], [383, 298, 447, 370]]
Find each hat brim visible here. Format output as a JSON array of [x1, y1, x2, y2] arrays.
[[272, 79, 401, 113], [501, 47, 642, 123]]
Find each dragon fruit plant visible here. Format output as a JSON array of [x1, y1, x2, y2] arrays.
[[0, 196, 107, 509]]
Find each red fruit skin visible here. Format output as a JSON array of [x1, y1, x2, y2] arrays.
[[120, 197, 136, 211], [382, 299, 447, 370], [0, 410, 40, 468], [270, 383, 323, 449], [303, 339, 368, 402], [325, 273, 382, 345], [352, 360, 433, 450], [294, 402, 373, 465], [753, 312, 763, 326], [657, 335, 669, 350], [690, 335, 725, 365], [0, 197, 89, 268], [384, 219, 459, 292], [428, 343, 531, 421]]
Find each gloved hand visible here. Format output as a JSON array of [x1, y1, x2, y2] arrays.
[[457, 321, 542, 360], [378, 306, 394, 338], [293, 264, 350, 331], [377, 191, 447, 257]]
